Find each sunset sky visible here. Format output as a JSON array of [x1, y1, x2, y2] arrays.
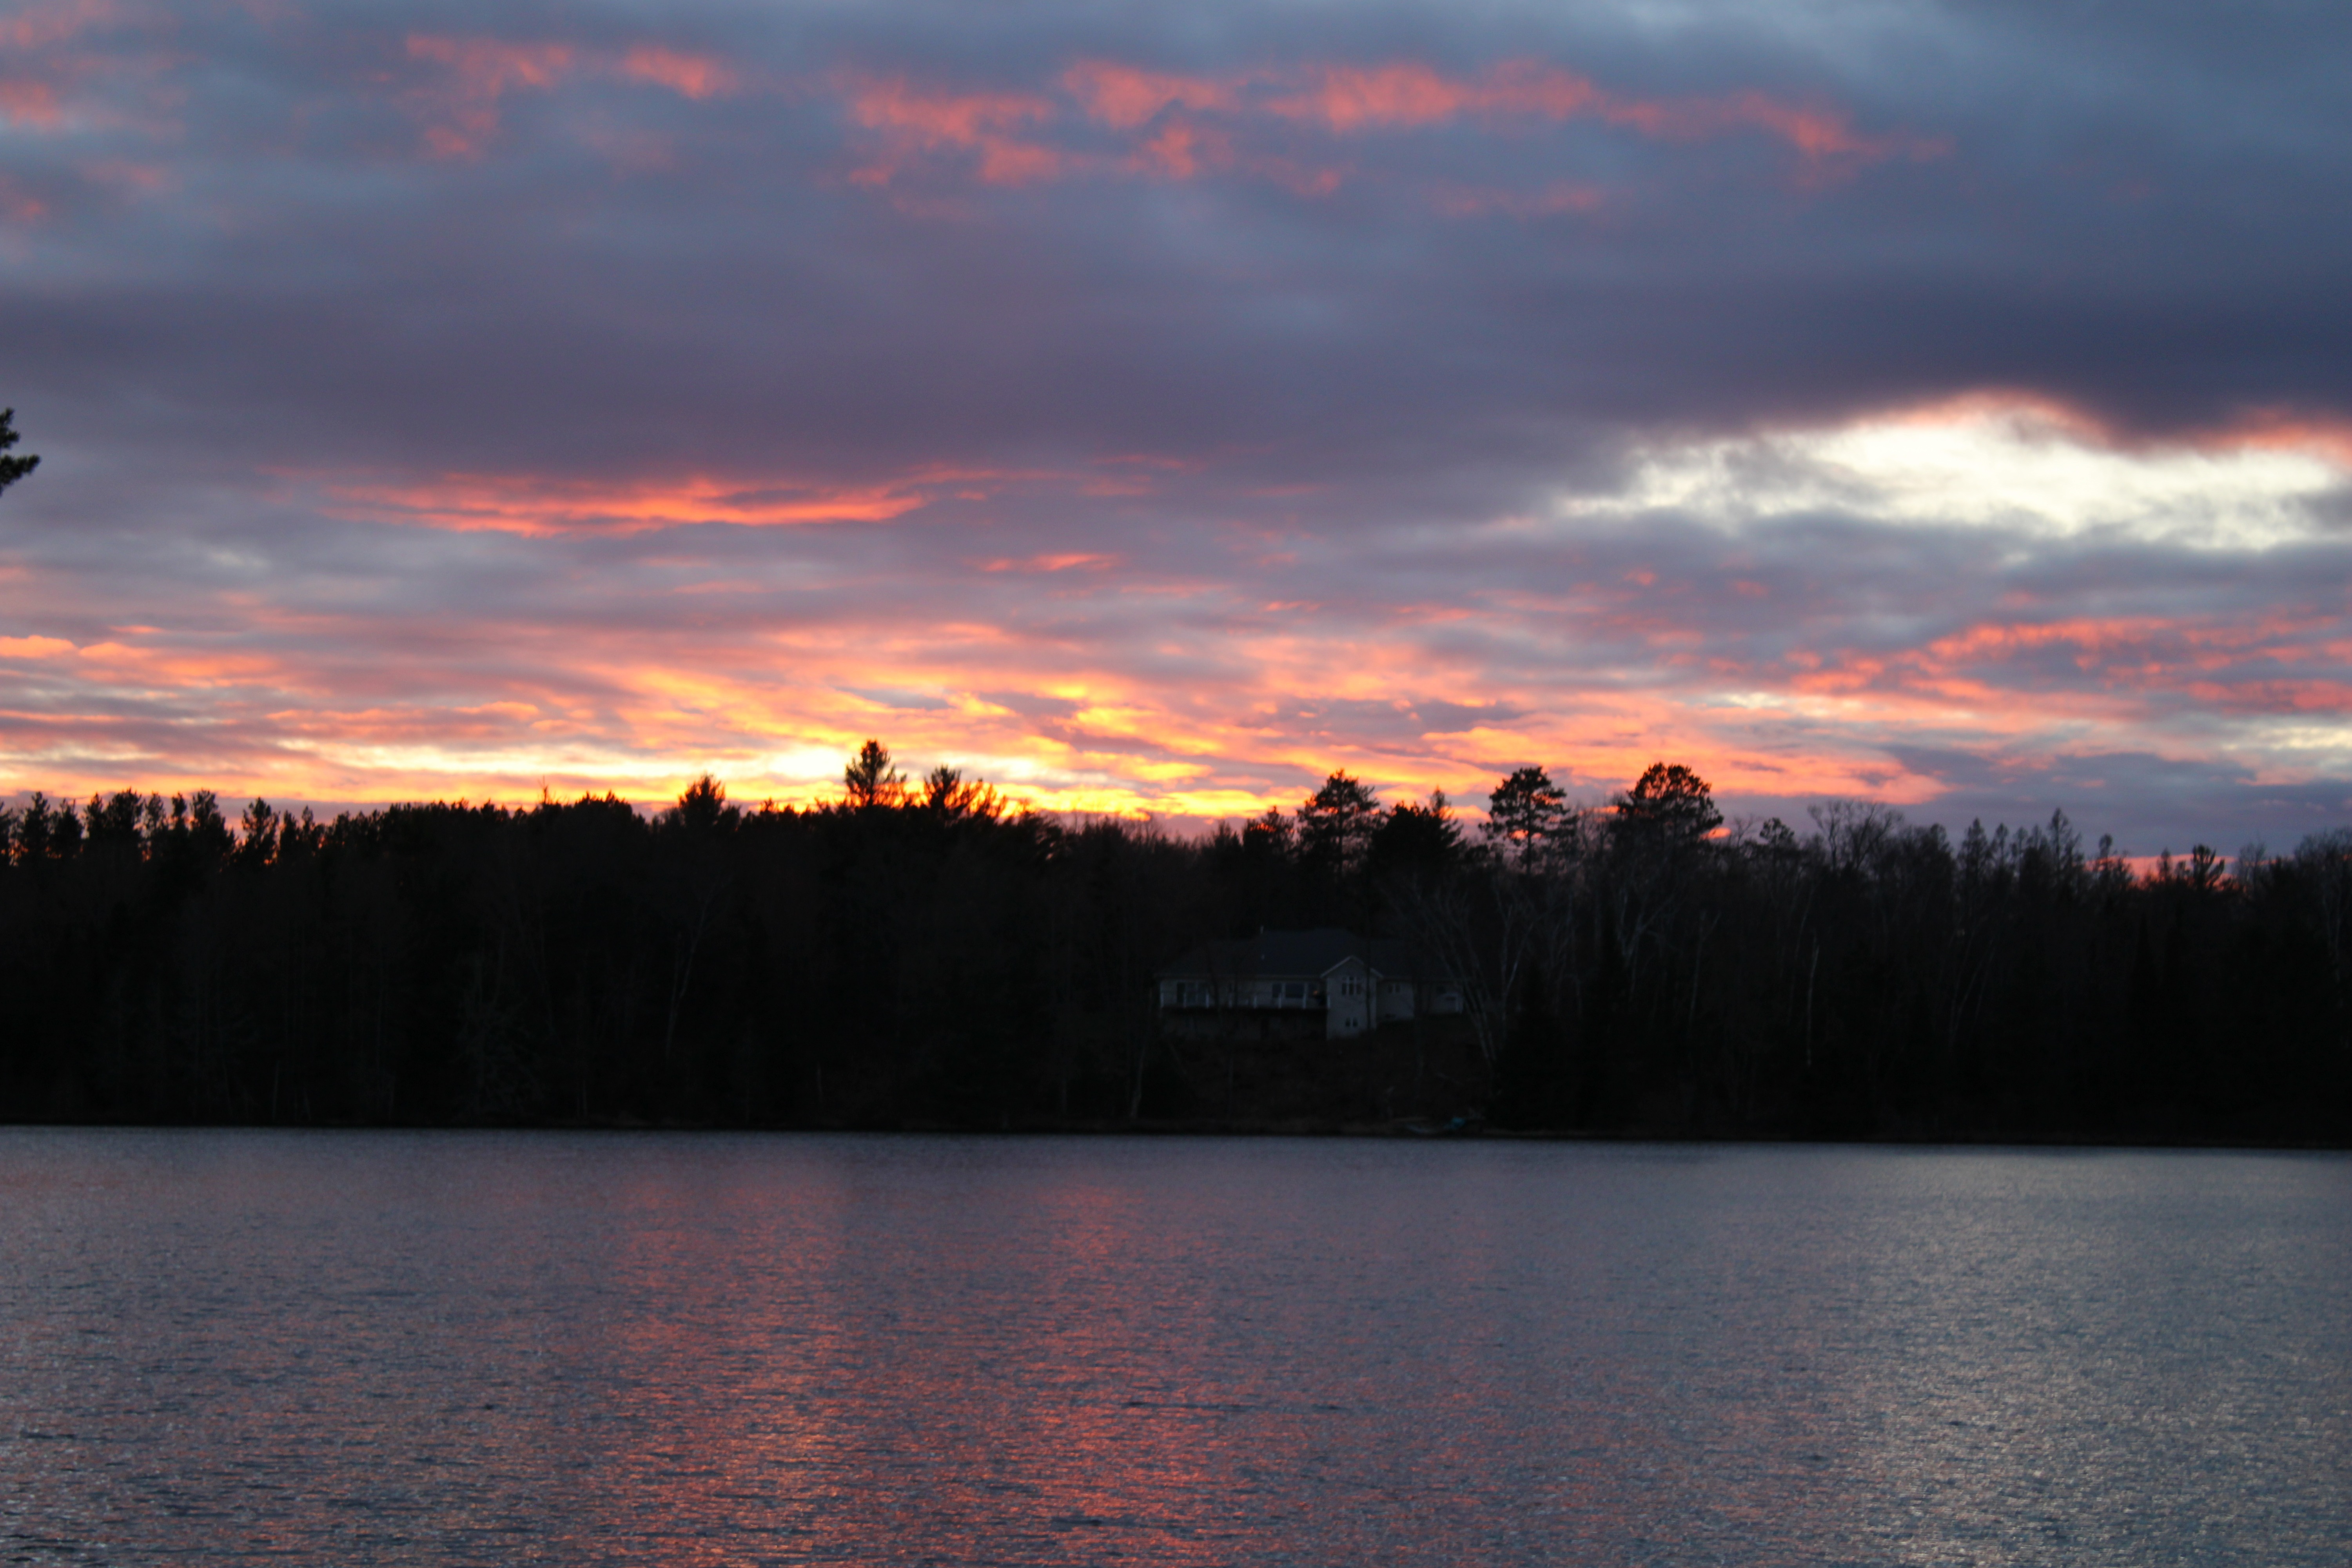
[[2, 0, 2348, 849]]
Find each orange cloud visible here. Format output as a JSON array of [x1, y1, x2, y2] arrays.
[[324, 472, 938, 535], [0, 635, 75, 659], [1917, 613, 2332, 677], [975, 552, 1115, 573], [0, 583, 2302, 830], [6, 432, 2337, 830], [70, 640, 296, 690]]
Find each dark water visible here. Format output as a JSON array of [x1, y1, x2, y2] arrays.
[[1, 1133, 2346, 1565]]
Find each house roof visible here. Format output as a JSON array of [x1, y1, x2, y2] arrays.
[[1159, 927, 1436, 981]]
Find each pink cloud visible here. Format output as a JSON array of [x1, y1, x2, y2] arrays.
[[1264, 60, 1947, 170], [1761, 610, 2352, 734], [405, 35, 576, 94], [398, 34, 750, 157], [0, 0, 120, 51], [405, 35, 579, 158], [839, 75, 1065, 187], [2203, 408, 2352, 470], [0, 0, 154, 137], [619, 45, 740, 100], [837, 56, 1943, 203], [0, 79, 63, 128], [1061, 61, 1239, 129], [1263, 62, 1519, 131], [1127, 116, 1232, 181]]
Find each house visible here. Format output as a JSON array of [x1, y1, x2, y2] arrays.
[[1156, 927, 1465, 1040]]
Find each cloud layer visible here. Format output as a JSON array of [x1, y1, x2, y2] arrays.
[[2, 0, 2348, 848]]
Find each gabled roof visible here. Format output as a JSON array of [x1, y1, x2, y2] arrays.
[[1160, 927, 1436, 981]]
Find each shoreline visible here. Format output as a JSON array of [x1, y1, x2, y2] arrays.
[[3, 1117, 2345, 1153]]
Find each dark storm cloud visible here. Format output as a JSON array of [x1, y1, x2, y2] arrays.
[[6, 0, 2348, 501]]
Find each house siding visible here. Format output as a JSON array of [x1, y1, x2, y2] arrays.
[[1155, 928, 1461, 1040]]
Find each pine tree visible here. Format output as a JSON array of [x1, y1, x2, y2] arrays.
[[0, 409, 37, 495]]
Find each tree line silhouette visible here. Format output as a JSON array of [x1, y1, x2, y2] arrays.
[[2, 742, 2347, 1142]]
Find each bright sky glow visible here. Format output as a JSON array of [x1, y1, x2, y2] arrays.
[[1601, 407, 2351, 550], [1, 0, 2348, 848]]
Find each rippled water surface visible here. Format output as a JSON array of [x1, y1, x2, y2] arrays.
[[2, 1132, 2347, 1564]]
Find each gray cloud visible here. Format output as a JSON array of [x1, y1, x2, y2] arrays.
[[7, 0, 2346, 493]]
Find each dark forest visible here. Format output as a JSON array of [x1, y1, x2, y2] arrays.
[[2, 742, 2348, 1143]]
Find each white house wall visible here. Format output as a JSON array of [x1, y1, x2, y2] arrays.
[[1157, 955, 1462, 1033]]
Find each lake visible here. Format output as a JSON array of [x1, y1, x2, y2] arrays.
[[1, 1132, 2345, 1564]]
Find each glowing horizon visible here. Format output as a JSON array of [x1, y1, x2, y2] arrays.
[[5, 399, 2345, 847], [3, 0, 2348, 851]]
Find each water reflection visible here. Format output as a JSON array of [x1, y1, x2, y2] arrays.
[[1, 1133, 2346, 1564]]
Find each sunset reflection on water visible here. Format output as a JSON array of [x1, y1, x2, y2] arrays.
[[2, 1133, 2347, 1564]]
